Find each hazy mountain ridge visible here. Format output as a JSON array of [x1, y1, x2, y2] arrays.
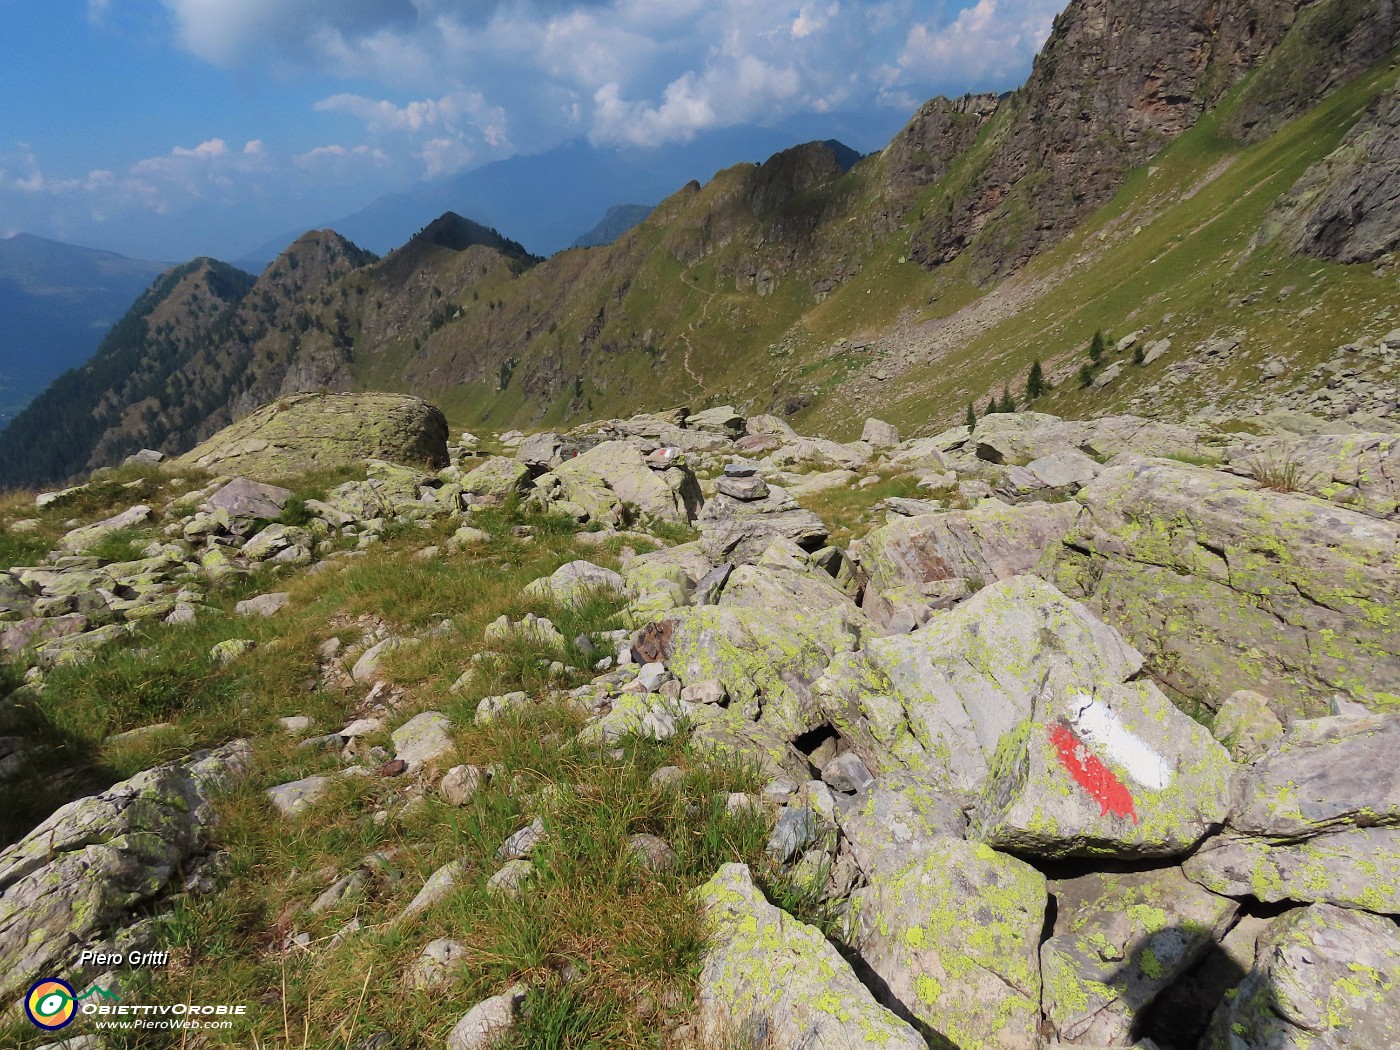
[[0, 234, 168, 427]]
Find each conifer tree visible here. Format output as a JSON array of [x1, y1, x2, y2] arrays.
[[1026, 359, 1045, 400], [999, 387, 1016, 413], [1079, 363, 1095, 388], [966, 402, 977, 431], [1089, 330, 1105, 364]]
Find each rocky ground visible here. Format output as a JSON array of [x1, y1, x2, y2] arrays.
[[0, 392, 1397, 1049]]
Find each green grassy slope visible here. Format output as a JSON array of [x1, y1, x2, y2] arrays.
[[808, 50, 1400, 438]]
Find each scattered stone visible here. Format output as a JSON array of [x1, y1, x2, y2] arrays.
[[391, 711, 455, 771], [440, 765, 484, 805], [396, 860, 468, 925], [234, 592, 291, 618], [353, 637, 409, 683], [627, 833, 678, 871], [486, 860, 536, 896], [475, 691, 530, 726], [210, 638, 256, 665], [447, 986, 527, 1050], [497, 818, 547, 861], [406, 938, 471, 991], [266, 775, 333, 818]]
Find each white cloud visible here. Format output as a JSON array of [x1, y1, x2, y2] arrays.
[[898, 0, 1060, 87], [143, 0, 1067, 154]]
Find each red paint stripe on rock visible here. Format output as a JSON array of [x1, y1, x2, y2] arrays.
[[1049, 723, 1138, 824]]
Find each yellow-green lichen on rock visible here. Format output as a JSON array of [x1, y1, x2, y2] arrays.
[[1051, 455, 1400, 717], [844, 837, 1046, 1049], [177, 391, 449, 480], [694, 863, 925, 1050], [1040, 867, 1238, 1044]]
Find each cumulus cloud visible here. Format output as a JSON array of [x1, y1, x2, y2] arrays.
[[143, 0, 1066, 151]]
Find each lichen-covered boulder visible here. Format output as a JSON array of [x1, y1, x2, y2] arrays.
[[550, 441, 702, 525], [656, 603, 857, 735], [60, 504, 152, 553], [1051, 456, 1400, 716], [856, 500, 1081, 630], [937, 411, 1216, 464], [1183, 713, 1400, 912], [208, 478, 294, 519], [815, 575, 1147, 794], [971, 678, 1232, 858], [0, 741, 252, 1002], [523, 560, 626, 606], [697, 485, 828, 564], [462, 456, 533, 503], [845, 839, 1047, 1049], [178, 392, 449, 479], [1227, 713, 1400, 838], [1203, 903, 1400, 1049], [1227, 432, 1398, 519], [694, 864, 925, 1050], [1185, 827, 1400, 913], [1040, 867, 1238, 1045], [836, 772, 968, 878]]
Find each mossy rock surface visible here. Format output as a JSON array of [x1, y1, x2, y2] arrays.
[[178, 392, 449, 480], [695, 863, 926, 1050]]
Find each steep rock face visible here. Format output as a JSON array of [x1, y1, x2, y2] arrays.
[[1272, 82, 1400, 262], [1223, 0, 1400, 143], [881, 94, 1002, 205], [910, 0, 1306, 277]]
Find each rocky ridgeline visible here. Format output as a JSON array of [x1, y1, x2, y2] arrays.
[[1, 392, 1398, 1048]]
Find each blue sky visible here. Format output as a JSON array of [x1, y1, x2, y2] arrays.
[[0, 0, 1065, 261]]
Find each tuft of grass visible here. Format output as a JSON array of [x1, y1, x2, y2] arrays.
[[1244, 449, 1316, 493], [793, 470, 926, 548]]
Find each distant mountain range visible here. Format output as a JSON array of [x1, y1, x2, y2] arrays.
[[0, 235, 169, 427], [240, 129, 866, 266]]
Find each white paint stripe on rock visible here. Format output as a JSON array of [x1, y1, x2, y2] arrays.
[[1070, 693, 1174, 790]]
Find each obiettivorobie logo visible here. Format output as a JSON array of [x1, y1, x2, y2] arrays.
[[24, 978, 120, 1031]]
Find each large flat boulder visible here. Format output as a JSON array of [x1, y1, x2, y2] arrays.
[[178, 392, 449, 480], [1051, 456, 1400, 716], [694, 864, 925, 1050]]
